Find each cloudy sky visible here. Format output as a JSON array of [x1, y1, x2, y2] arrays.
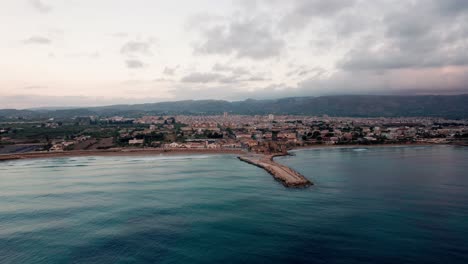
[[1, 0, 468, 108]]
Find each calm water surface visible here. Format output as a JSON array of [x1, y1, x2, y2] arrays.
[[1, 146, 467, 263]]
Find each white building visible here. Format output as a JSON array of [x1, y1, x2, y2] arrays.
[[129, 138, 144, 145]]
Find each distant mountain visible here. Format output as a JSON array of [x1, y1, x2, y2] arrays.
[[0, 109, 39, 119], [1, 95, 468, 120], [28, 106, 81, 111]]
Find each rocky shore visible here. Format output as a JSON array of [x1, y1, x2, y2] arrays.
[[238, 154, 312, 188]]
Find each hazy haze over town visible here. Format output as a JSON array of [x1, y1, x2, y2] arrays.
[[1, 0, 468, 108]]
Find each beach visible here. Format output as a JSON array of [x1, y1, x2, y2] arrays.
[[0, 143, 446, 189], [0, 142, 446, 162], [0, 142, 445, 162], [0, 148, 246, 161]]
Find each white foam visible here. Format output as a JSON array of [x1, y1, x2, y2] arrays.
[[352, 148, 368, 152]]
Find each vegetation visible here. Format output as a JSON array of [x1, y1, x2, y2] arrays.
[[1, 95, 468, 120]]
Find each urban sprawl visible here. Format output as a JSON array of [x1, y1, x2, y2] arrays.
[[1, 113, 467, 155]]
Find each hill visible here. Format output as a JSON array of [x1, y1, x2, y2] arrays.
[[1, 95, 467, 120]]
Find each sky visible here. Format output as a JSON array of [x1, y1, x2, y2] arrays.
[[1, 0, 468, 108]]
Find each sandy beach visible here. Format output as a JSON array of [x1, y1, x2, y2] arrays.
[[0, 143, 446, 162], [0, 148, 246, 162], [0, 143, 450, 189]]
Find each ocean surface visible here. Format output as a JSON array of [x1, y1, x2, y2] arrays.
[[1, 145, 468, 264]]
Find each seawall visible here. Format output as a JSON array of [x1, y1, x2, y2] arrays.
[[238, 155, 312, 188]]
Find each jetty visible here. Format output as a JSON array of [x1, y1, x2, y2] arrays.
[[238, 154, 312, 188]]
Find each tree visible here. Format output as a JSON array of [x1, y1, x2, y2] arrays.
[[312, 131, 321, 139]]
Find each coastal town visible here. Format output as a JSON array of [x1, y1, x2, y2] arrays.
[[5, 113, 466, 187], [1, 113, 467, 156]]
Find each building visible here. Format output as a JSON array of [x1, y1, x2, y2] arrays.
[[129, 138, 144, 145], [278, 132, 297, 141], [235, 133, 252, 140]]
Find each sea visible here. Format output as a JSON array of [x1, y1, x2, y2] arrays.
[[1, 145, 467, 263]]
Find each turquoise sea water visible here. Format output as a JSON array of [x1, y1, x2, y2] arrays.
[[1, 146, 468, 263]]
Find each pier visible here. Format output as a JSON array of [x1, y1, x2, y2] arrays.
[[238, 155, 312, 188]]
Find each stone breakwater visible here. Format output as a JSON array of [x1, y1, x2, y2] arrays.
[[1, 150, 312, 188], [238, 155, 312, 188]]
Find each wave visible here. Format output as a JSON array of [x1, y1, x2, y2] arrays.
[[352, 148, 368, 152]]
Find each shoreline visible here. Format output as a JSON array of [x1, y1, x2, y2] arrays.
[[248, 142, 444, 188], [0, 143, 453, 189], [0, 142, 448, 162], [288, 142, 443, 152], [0, 148, 246, 162]]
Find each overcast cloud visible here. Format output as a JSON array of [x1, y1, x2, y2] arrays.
[[1, 0, 467, 108], [29, 0, 52, 13], [23, 36, 52, 45]]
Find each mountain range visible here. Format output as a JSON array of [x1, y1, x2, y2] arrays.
[[1, 95, 467, 120]]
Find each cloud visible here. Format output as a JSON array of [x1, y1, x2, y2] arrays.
[[245, 76, 269, 82], [0, 95, 174, 109], [287, 66, 327, 78], [112, 32, 129, 38], [29, 0, 52, 13], [67, 52, 100, 59], [338, 1, 468, 71], [154, 78, 175, 83], [211, 66, 468, 100], [435, 0, 468, 15], [279, 0, 357, 31], [181, 72, 225, 83], [21, 85, 46, 90], [212, 63, 249, 75], [5, 0, 468, 109], [211, 63, 269, 82], [297, 66, 468, 96], [120, 40, 153, 56], [125, 59, 145, 69], [23, 36, 51, 45], [193, 18, 285, 59], [180, 70, 267, 84], [121, 40, 154, 69], [163, 66, 179, 76], [298, 0, 356, 16]]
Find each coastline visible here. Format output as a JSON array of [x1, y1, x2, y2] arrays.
[[0, 143, 447, 162], [253, 142, 444, 188], [0, 148, 246, 162], [0, 143, 451, 188], [288, 142, 442, 152]]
